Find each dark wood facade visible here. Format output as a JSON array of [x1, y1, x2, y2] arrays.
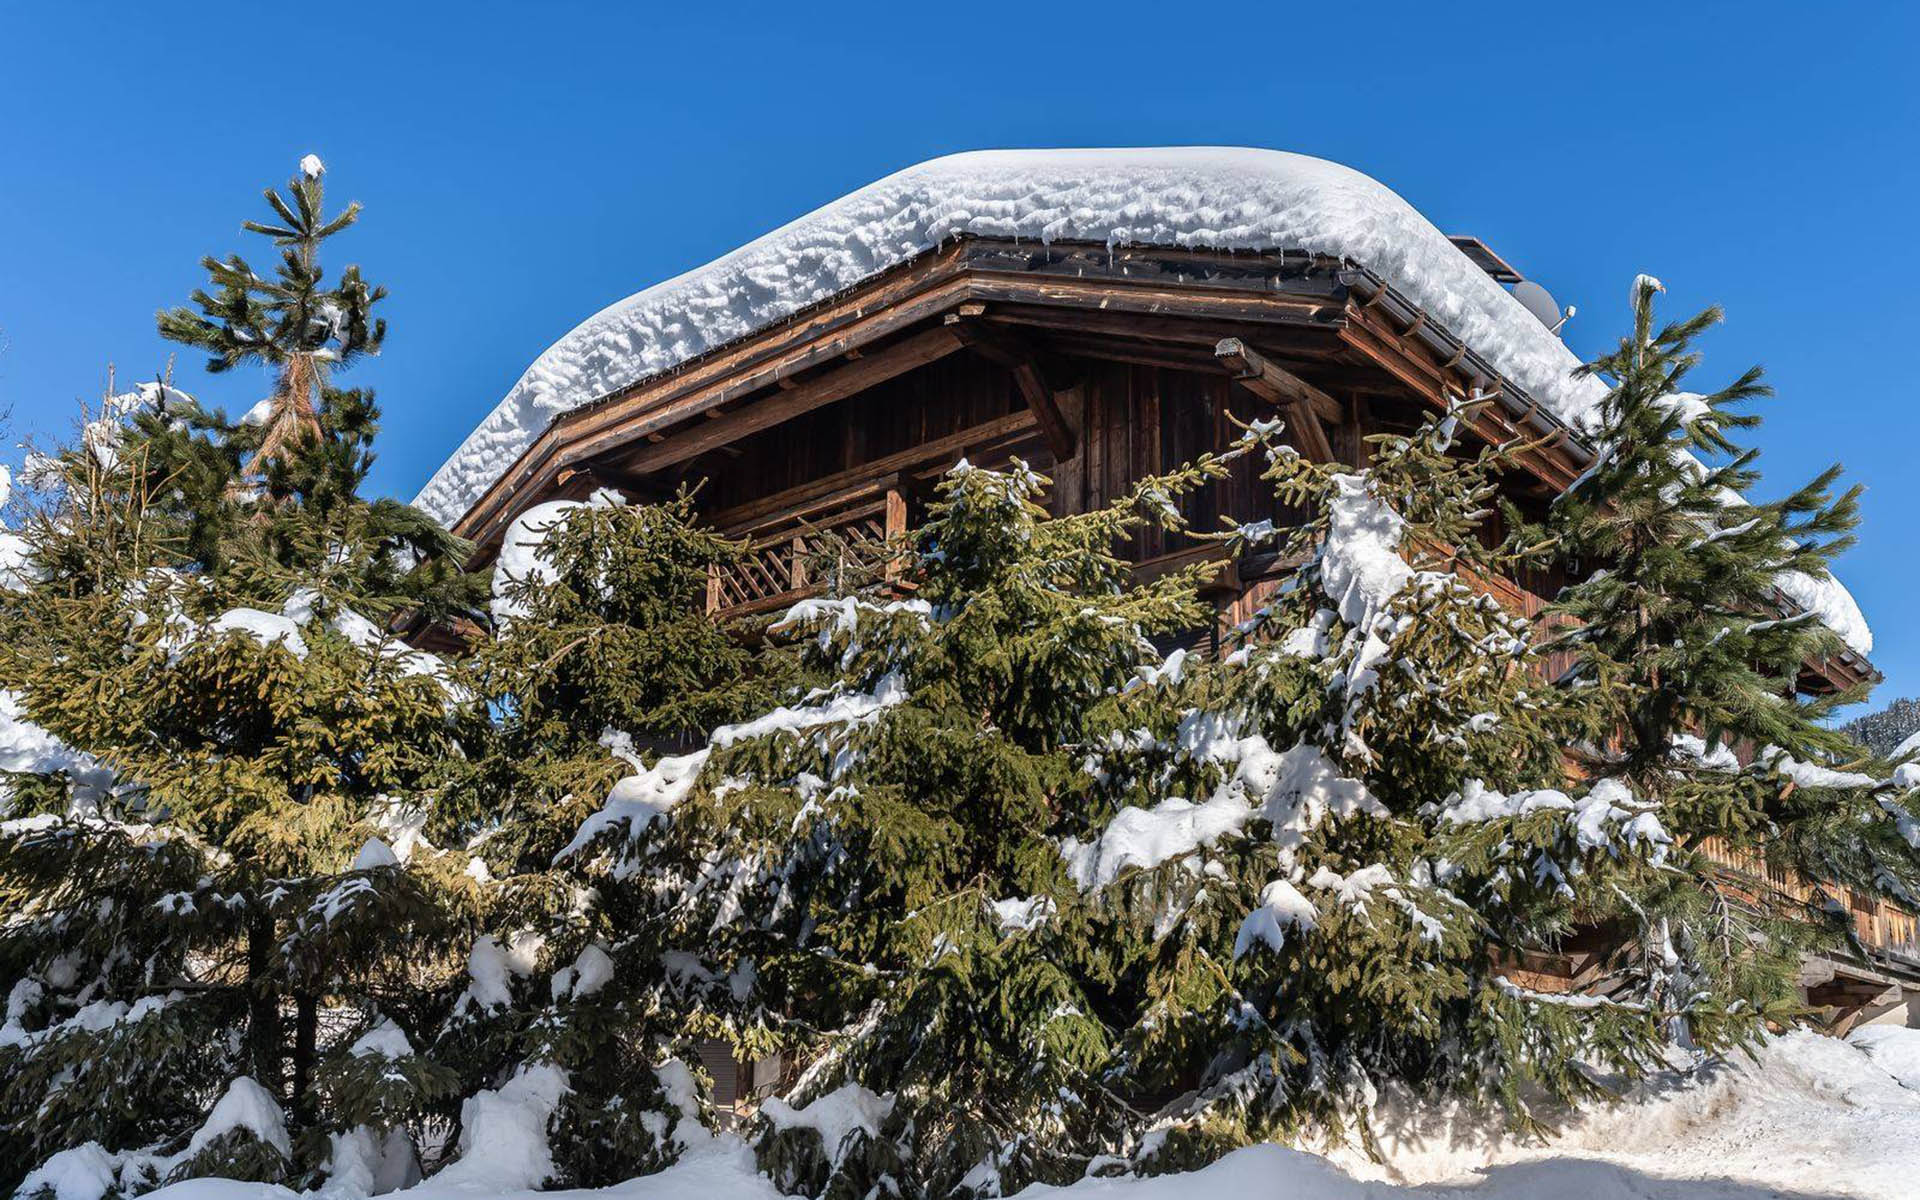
[[459, 238, 1595, 547], [450, 238, 1608, 659]]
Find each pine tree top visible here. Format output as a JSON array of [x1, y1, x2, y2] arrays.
[[157, 157, 386, 471]]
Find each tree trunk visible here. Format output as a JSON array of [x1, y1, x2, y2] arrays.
[[291, 990, 319, 1124], [246, 910, 283, 1095]]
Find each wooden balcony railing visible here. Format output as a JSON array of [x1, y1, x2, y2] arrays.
[[1701, 836, 1920, 962], [705, 477, 908, 617]]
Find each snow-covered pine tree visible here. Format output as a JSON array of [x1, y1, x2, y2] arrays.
[[0, 160, 480, 1197], [557, 449, 1244, 1198], [458, 489, 772, 864], [1844, 696, 1920, 760], [1543, 276, 1920, 1006], [434, 490, 779, 1187], [1055, 407, 1693, 1173], [158, 152, 383, 471]]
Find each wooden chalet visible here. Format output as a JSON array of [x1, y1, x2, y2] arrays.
[[421, 151, 1910, 1063]]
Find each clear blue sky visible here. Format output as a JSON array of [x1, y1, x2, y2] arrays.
[[3, 2, 1915, 708]]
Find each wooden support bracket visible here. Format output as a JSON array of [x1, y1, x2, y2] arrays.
[[1213, 337, 1340, 463], [944, 307, 1078, 462], [554, 463, 670, 503]]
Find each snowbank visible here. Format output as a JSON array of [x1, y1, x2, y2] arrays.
[[1851, 1024, 1920, 1091], [430, 1065, 570, 1192], [415, 147, 1609, 528], [21, 1078, 289, 1200], [1776, 567, 1873, 657], [1324, 1030, 1920, 1200], [122, 1029, 1920, 1200]]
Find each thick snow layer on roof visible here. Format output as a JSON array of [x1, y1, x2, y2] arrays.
[[1776, 566, 1872, 656], [415, 147, 1610, 526]]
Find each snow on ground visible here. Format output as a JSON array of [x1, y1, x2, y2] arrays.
[[1851, 1024, 1920, 1091], [414, 147, 1609, 529], [1316, 1029, 1920, 1199], [109, 1028, 1920, 1200]]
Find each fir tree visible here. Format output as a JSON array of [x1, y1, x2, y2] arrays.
[[1542, 276, 1920, 989], [457, 489, 771, 864], [558, 450, 1244, 1198], [1843, 696, 1920, 760], [1052, 409, 1695, 1171], [157, 153, 384, 469], [0, 160, 480, 1195], [548, 407, 1734, 1197], [431, 489, 778, 1187]]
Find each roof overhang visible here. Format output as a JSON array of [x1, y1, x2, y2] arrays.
[[437, 236, 1874, 689], [445, 236, 1596, 553]]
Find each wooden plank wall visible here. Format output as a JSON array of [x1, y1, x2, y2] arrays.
[[695, 354, 1302, 559], [695, 354, 1029, 518], [693, 350, 1573, 656], [1042, 361, 1295, 562]]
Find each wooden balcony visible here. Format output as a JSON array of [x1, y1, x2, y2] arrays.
[[704, 477, 908, 617], [1701, 836, 1920, 963]]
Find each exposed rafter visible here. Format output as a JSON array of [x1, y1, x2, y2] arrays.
[[1214, 337, 1339, 463], [553, 462, 671, 503], [944, 304, 1077, 462], [613, 325, 965, 477], [448, 239, 1594, 555]]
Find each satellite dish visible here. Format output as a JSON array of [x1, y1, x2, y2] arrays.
[[1512, 279, 1564, 331]]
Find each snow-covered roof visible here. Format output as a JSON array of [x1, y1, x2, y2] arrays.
[[415, 148, 1614, 527], [414, 147, 1871, 658], [1776, 569, 1872, 658]]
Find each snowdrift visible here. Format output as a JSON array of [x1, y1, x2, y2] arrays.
[[55, 1028, 1916, 1200]]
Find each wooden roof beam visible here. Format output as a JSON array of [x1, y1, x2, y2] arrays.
[[553, 462, 671, 503], [1337, 306, 1583, 492], [944, 305, 1077, 461], [1030, 332, 1227, 375], [1214, 337, 1339, 463], [978, 301, 1337, 356], [613, 324, 966, 477], [448, 242, 1338, 545]]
